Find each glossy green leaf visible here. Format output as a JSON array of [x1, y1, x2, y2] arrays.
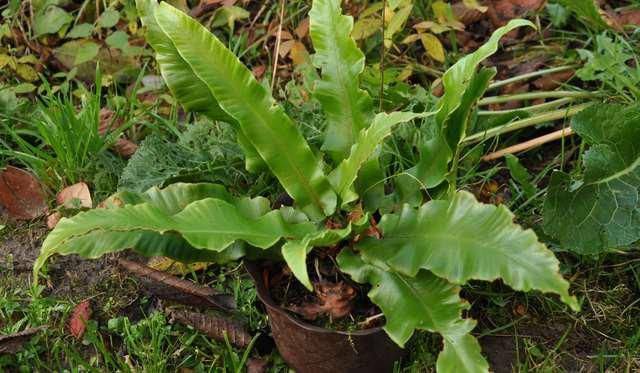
[[410, 20, 534, 188], [309, 0, 374, 161], [137, 0, 264, 172], [34, 197, 316, 277], [52, 229, 245, 263], [357, 191, 579, 310], [329, 111, 425, 206], [282, 224, 353, 290], [137, 0, 233, 122], [543, 104, 640, 253], [337, 250, 488, 371], [143, 1, 337, 219]]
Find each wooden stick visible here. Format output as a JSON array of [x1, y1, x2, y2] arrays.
[[482, 127, 574, 161], [271, 0, 286, 92]]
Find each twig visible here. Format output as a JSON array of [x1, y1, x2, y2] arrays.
[[482, 127, 574, 161], [271, 0, 286, 92]]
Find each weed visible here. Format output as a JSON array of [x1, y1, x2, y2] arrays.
[[0, 76, 127, 199]]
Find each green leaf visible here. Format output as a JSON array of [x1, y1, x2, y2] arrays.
[[410, 21, 534, 188], [66, 23, 94, 38], [357, 191, 579, 310], [337, 250, 488, 371], [98, 9, 121, 28], [35, 196, 316, 277], [106, 31, 130, 50], [51, 229, 244, 263], [210, 6, 250, 28], [329, 111, 425, 206], [309, 0, 374, 161], [137, 0, 233, 121], [543, 104, 640, 253], [556, 0, 609, 31], [74, 41, 100, 65], [505, 154, 537, 199], [140, 1, 337, 219], [282, 224, 353, 290], [33, 5, 73, 37], [137, 0, 264, 172], [437, 333, 489, 373]]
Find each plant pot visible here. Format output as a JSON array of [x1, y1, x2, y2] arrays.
[[245, 262, 405, 373]]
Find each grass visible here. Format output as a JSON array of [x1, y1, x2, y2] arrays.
[[0, 76, 128, 200]]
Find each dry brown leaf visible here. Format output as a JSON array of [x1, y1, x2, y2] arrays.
[[294, 18, 310, 39], [99, 108, 138, 158], [0, 166, 47, 220], [167, 309, 251, 348], [69, 301, 91, 340], [532, 69, 575, 91], [0, 327, 46, 354], [46, 212, 62, 230], [487, 0, 545, 27], [288, 281, 356, 321], [118, 259, 235, 311], [57, 182, 92, 209], [252, 64, 266, 79], [278, 39, 296, 58]]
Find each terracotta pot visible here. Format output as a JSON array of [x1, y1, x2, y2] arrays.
[[245, 262, 405, 373]]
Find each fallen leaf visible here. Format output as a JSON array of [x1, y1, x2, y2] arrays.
[[295, 18, 310, 39], [532, 69, 575, 91], [487, 0, 545, 27], [69, 301, 91, 339], [289, 41, 309, 66], [0, 327, 46, 354], [247, 357, 270, 373], [288, 281, 356, 321], [118, 259, 235, 311], [166, 308, 251, 348], [0, 166, 47, 220], [46, 212, 62, 230], [57, 182, 92, 209], [614, 9, 640, 27], [252, 64, 266, 79], [99, 108, 138, 158]]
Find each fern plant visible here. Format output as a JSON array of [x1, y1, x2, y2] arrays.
[[34, 1, 579, 371]]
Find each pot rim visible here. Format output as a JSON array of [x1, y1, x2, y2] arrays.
[[244, 261, 387, 337]]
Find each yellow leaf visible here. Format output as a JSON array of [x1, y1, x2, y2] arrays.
[[401, 34, 420, 44], [420, 32, 445, 62], [147, 256, 211, 275], [352, 17, 382, 40], [15, 64, 38, 81], [290, 41, 309, 66], [398, 66, 413, 81], [463, 0, 488, 12], [17, 55, 39, 64], [0, 54, 14, 69], [432, 1, 449, 22]]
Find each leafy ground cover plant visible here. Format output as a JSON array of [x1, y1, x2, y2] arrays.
[[543, 103, 640, 253], [34, 1, 579, 371]]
